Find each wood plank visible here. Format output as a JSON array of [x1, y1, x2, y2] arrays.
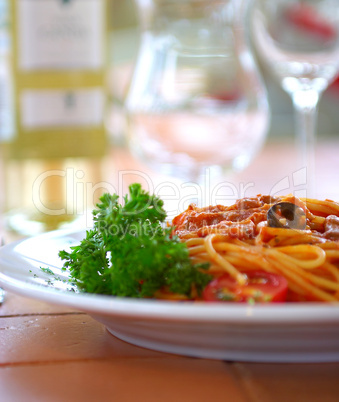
[[233, 362, 339, 402], [0, 359, 248, 402]]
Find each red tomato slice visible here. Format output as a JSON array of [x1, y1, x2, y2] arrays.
[[203, 270, 288, 303]]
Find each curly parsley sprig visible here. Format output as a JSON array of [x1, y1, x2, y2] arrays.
[[59, 183, 211, 298]]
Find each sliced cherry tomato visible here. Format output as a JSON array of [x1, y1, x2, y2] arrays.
[[203, 270, 288, 303]]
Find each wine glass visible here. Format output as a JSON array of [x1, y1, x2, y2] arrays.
[[250, 0, 339, 196], [125, 0, 270, 199]]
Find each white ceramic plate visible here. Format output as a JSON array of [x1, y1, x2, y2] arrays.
[[1, 229, 339, 362]]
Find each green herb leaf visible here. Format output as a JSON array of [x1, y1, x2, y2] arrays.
[[59, 183, 211, 298]]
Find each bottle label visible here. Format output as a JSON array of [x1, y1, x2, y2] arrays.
[[17, 0, 105, 70], [20, 88, 105, 129], [0, 63, 15, 140]]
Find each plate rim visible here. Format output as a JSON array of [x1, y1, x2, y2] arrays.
[[1, 228, 339, 325]]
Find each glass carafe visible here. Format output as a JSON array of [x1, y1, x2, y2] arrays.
[[126, 0, 270, 182]]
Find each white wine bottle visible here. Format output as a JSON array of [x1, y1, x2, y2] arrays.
[[10, 0, 108, 158], [5, 0, 110, 234], [0, 0, 14, 142]]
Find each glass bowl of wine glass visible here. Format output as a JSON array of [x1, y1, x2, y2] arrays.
[[250, 0, 339, 196], [125, 0, 270, 184]]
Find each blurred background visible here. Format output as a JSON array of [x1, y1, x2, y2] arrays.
[[2, 0, 339, 157], [108, 0, 339, 142]]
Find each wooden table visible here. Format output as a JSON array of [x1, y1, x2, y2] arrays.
[[1, 140, 339, 401]]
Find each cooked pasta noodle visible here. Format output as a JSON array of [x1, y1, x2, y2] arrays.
[[171, 195, 339, 302]]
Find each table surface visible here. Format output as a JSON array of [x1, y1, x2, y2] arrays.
[[1, 140, 339, 402]]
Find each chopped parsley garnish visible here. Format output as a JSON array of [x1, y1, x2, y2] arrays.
[[59, 183, 211, 299], [40, 267, 54, 276]]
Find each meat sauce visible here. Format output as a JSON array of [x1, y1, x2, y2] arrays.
[[324, 215, 339, 240], [172, 195, 280, 240], [172, 195, 339, 241]]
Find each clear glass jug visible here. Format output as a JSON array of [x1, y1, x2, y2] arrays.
[[126, 0, 270, 182]]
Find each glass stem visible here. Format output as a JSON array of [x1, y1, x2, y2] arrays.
[[291, 89, 320, 198]]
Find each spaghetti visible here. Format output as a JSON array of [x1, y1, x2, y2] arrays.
[[171, 195, 339, 302]]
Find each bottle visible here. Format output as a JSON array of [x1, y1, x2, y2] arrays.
[[0, 0, 14, 143], [4, 0, 109, 235]]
